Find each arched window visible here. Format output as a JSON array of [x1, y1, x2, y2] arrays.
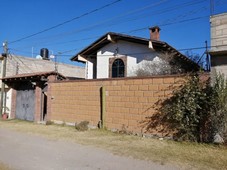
[[112, 59, 125, 78]]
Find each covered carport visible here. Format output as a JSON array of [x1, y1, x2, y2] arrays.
[[2, 71, 66, 121]]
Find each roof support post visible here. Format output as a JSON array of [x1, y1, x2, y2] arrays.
[[0, 42, 8, 116]]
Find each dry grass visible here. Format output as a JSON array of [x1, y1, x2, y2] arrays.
[[1, 119, 227, 170]]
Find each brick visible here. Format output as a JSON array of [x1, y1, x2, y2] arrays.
[[125, 80, 134, 85], [121, 108, 130, 114], [129, 108, 139, 114], [48, 76, 189, 135], [129, 97, 138, 102], [128, 120, 139, 126], [121, 85, 130, 91], [121, 96, 130, 102], [164, 90, 173, 97], [153, 91, 165, 97], [129, 85, 139, 91], [113, 86, 121, 91], [134, 91, 144, 97], [159, 85, 170, 91], [118, 119, 128, 126], [133, 79, 143, 85], [133, 103, 144, 109], [114, 102, 125, 107], [112, 96, 122, 102], [138, 85, 149, 91], [148, 85, 159, 91], [163, 77, 175, 84], [138, 97, 148, 103], [125, 91, 135, 96], [110, 80, 118, 86], [117, 80, 125, 85], [143, 91, 153, 97], [124, 114, 132, 120], [124, 102, 134, 108], [174, 77, 185, 84], [114, 113, 125, 119], [153, 78, 163, 84], [130, 114, 142, 121], [142, 79, 153, 85], [113, 107, 121, 113]]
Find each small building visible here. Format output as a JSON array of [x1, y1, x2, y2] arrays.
[[2, 71, 65, 121], [209, 12, 227, 77], [0, 54, 85, 119], [71, 27, 200, 79]]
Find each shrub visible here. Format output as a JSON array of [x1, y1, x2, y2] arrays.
[[209, 74, 227, 142], [159, 73, 227, 143], [75, 121, 89, 131]]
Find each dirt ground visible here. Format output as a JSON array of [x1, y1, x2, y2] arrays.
[[0, 128, 178, 170]]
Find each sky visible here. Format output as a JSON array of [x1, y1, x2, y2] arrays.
[[0, 0, 227, 67]]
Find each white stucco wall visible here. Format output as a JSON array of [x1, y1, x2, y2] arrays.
[[96, 51, 110, 78], [6, 89, 12, 118], [86, 60, 93, 79], [127, 56, 137, 77], [96, 40, 158, 79]]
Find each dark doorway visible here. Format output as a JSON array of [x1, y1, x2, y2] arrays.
[[41, 85, 48, 121]]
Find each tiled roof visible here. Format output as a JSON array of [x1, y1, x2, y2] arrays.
[[2, 71, 65, 80], [70, 32, 200, 70]]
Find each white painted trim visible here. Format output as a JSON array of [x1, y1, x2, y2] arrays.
[[107, 34, 116, 43], [78, 55, 88, 62], [149, 41, 154, 50]]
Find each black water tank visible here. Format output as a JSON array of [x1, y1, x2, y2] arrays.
[[40, 48, 49, 60]]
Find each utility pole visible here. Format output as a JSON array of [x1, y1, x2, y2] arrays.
[[0, 41, 8, 116], [210, 0, 214, 16], [205, 40, 210, 72]]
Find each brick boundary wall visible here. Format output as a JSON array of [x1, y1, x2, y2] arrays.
[[47, 74, 209, 137]]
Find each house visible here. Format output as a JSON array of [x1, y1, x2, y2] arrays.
[[209, 12, 227, 77], [71, 26, 200, 79], [0, 54, 85, 120]]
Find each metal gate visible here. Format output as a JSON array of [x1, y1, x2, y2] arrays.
[[15, 83, 35, 121]]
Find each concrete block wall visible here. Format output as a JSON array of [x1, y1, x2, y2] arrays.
[[48, 75, 185, 135], [210, 13, 227, 51]]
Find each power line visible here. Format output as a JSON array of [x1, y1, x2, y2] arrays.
[[127, 15, 208, 33], [9, 15, 208, 57], [8, 0, 221, 58], [11, 0, 169, 46], [10, 0, 207, 48], [40, 44, 227, 57], [11, 14, 209, 54], [8, 0, 122, 44], [8, 52, 34, 73]]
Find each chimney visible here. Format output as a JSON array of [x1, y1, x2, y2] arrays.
[[149, 26, 161, 41]]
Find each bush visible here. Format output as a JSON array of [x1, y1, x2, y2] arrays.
[[75, 121, 89, 131], [209, 74, 227, 142], [159, 73, 227, 143]]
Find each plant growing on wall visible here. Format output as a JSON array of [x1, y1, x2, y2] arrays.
[[159, 74, 207, 141], [158, 73, 227, 143], [208, 74, 227, 142]]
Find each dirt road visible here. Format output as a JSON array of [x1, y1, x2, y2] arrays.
[[0, 128, 178, 170]]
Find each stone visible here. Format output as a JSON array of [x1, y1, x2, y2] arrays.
[[213, 133, 224, 144]]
